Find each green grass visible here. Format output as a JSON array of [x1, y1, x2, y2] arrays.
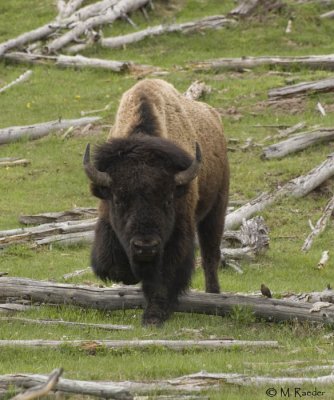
[[1, 0, 334, 399]]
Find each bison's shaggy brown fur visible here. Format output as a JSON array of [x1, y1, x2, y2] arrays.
[[84, 79, 229, 325]]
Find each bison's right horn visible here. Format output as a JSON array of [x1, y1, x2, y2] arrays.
[[83, 144, 112, 187], [174, 142, 202, 186]]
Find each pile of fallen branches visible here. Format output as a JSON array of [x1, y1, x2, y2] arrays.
[[0, 0, 235, 74]]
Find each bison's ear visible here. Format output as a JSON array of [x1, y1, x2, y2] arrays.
[[90, 183, 112, 200]]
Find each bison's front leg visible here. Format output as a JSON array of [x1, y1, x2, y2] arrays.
[[92, 218, 139, 284], [141, 245, 194, 326], [141, 280, 174, 326]]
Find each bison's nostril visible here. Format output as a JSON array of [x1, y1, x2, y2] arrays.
[[131, 237, 161, 259]]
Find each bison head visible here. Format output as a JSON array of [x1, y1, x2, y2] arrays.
[[83, 136, 201, 280]]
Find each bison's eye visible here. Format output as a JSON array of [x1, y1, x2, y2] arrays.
[[113, 195, 121, 208], [165, 194, 174, 208]]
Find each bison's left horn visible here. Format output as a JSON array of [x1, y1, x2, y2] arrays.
[[83, 144, 112, 187], [174, 142, 202, 186]]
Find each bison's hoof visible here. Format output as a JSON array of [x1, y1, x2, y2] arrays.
[[142, 315, 165, 327]]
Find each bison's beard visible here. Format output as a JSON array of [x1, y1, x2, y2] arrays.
[[130, 253, 162, 280]]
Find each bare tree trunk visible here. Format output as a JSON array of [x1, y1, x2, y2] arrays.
[[0, 23, 61, 57], [226, 152, 334, 229], [1, 370, 334, 399], [3, 52, 157, 74], [189, 55, 334, 72], [0, 339, 279, 350], [0, 117, 101, 145], [1, 278, 334, 325], [262, 128, 334, 159], [268, 77, 334, 100]]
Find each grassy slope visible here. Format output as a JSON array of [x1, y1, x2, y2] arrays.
[[1, 0, 334, 398]]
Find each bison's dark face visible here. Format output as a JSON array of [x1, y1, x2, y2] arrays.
[[84, 136, 200, 280]]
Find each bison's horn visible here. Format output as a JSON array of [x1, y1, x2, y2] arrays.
[[83, 144, 112, 187], [174, 142, 202, 186]]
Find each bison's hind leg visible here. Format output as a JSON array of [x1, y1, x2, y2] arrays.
[[197, 191, 227, 293]]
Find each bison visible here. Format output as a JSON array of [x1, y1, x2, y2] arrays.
[[83, 79, 229, 326]]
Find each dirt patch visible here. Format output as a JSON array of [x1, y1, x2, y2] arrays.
[[254, 97, 306, 115]]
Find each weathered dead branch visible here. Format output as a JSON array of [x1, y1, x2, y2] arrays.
[[0, 70, 32, 94], [0, 304, 33, 314], [0, 317, 133, 331], [1, 278, 334, 325], [3, 52, 158, 74], [184, 80, 212, 101], [262, 128, 334, 159], [226, 152, 334, 229], [68, 15, 236, 52], [0, 339, 279, 350], [268, 77, 334, 101], [0, 218, 96, 248], [302, 195, 334, 252], [0, 117, 101, 145], [0, 158, 30, 168], [10, 369, 63, 400], [57, 0, 85, 20], [62, 267, 91, 280], [189, 55, 334, 72], [19, 207, 98, 225], [320, 9, 334, 18]]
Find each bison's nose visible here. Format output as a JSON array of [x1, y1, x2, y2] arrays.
[[130, 237, 161, 261]]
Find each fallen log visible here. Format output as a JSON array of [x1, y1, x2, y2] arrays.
[[268, 77, 334, 101], [226, 152, 334, 229], [10, 368, 63, 400], [69, 15, 236, 52], [0, 117, 101, 146], [1, 278, 334, 325], [0, 339, 279, 350], [4, 52, 158, 74], [302, 195, 334, 252], [189, 55, 334, 72], [1, 373, 132, 400], [0, 23, 61, 58], [19, 207, 98, 225], [320, 9, 334, 18], [1, 370, 334, 399], [0, 304, 33, 314], [0, 218, 97, 244], [262, 128, 334, 159], [46, 0, 150, 54], [0, 70, 32, 94]]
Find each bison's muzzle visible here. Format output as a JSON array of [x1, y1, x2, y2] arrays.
[[130, 236, 161, 262]]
